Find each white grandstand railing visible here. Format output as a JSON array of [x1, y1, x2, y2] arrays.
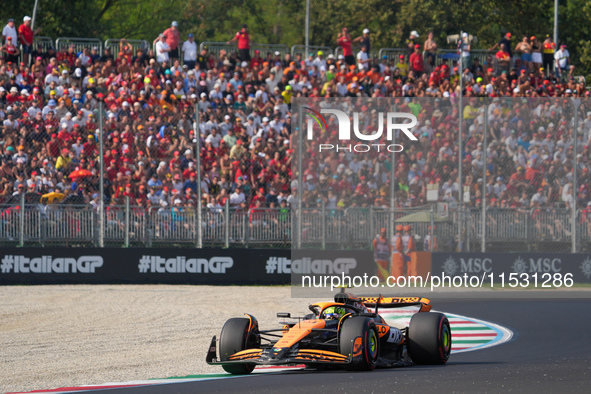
[[1, 203, 590, 251], [104, 38, 150, 56], [55, 37, 103, 54]]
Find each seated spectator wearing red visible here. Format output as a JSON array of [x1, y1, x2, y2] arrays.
[[1, 36, 20, 63]]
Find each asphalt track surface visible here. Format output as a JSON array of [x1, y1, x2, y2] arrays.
[[98, 292, 591, 394]]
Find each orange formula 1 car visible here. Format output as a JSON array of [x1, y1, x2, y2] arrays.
[[206, 292, 451, 374]]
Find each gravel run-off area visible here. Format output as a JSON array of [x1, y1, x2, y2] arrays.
[[0, 285, 319, 393]]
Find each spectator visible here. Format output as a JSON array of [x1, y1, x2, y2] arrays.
[[1, 36, 20, 63], [312, 51, 327, 72], [542, 34, 556, 74], [182, 33, 197, 70], [356, 46, 370, 71], [162, 21, 180, 61], [2, 18, 17, 45], [490, 32, 513, 60], [515, 36, 532, 71], [352, 28, 371, 52], [530, 36, 543, 73], [495, 43, 511, 75], [197, 46, 209, 70], [228, 24, 251, 62], [229, 185, 245, 206], [100, 47, 114, 63], [460, 32, 471, 68], [154, 34, 170, 64], [78, 47, 91, 67], [395, 55, 408, 77], [90, 46, 101, 63], [18, 16, 40, 66], [554, 44, 572, 82], [423, 31, 437, 73], [406, 30, 420, 55], [409, 44, 424, 76], [337, 27, 354, 66]]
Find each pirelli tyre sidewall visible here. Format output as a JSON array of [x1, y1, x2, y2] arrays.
[[407, 312, 451, 365], [339, 316, 379, 371], [219, 317, 258, 374]]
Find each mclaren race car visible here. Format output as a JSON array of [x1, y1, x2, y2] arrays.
[[206, 292, 451, 373]]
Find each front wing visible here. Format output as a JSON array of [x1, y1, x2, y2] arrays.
[[206, 336, 352, 366]]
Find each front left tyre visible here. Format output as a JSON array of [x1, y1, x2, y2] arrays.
[[219, 317, 258, 374]]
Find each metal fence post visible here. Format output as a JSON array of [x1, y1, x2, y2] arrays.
[[195, 103, 203, 249], [91, 209, 95, 246], [390, 114, 396, 243], [98, 100, 105, 248], [296, 103, 303, 249], [245, 209, 251, 247], [369, 206, 374, 249], [125, 196, 130, 247], [40, 204, 46, 246], [147, 208, 153, 248], [572, 99, 579, 252], [465, 205, 471, 252], [305, 0, 310, 57], [430, 204, 434, 252], [458, 38, 464, 251], [482, 104, 489, 252], [321, 199, 326, 250], [19, 193, 25, 247], [526, 208, 532, 251], [224, 199, 230, 248]]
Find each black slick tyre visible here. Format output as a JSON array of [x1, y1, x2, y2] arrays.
[[219, 317, 257, 374], [339, 317, 379, 371], [407, 312, 451, 365]]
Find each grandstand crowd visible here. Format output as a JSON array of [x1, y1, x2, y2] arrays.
[[1, 18, 591, 215]]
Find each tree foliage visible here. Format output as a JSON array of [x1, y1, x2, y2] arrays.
[[2, 0, 591, 79]]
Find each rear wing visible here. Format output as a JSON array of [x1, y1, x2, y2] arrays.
[[335, 292, 432, 312]]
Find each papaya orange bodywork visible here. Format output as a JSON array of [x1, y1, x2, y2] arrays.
[[376, 323, 390, 338], [274, 319, 326, 349], [351, 337, 363, 358], [229, 349, 263, 360]]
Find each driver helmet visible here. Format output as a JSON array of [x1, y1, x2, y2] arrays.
[[323, 306, 347, 320], [403, 224, 412, 232], [396, 224, 403, 232]]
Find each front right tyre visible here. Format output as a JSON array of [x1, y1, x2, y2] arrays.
[[339, 317, 379, 371]]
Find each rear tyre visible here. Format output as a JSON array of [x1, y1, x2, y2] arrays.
[[219, 317, 258, 374], [407, 312, 451, 365], [339, 317, 379, 371]]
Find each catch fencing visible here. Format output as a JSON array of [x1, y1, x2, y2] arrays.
[[291, 45, 334, 59], [104, 39, 150, 56], [4, 202, 591, 252], [199, 41, 290, 60], [55, 37, 103, 54], [14, 35, 544, 79]]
